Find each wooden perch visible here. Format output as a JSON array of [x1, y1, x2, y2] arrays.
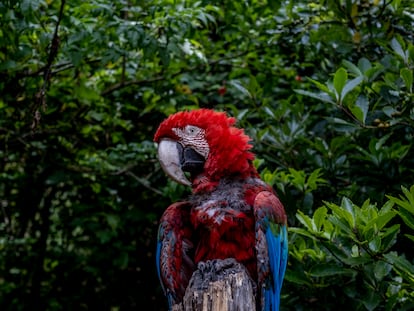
[[172, 258, 256, 311]]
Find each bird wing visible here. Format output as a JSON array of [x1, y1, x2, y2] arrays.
[[254, 190, 288, 311], [156, 201, 195, 308]]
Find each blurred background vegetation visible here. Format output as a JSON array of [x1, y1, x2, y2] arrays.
[[1, 0, 413, 310]]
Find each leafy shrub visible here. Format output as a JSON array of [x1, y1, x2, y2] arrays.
[[287, 192, 414, 310]]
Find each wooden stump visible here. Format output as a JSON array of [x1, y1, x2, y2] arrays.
[[172, 258, 256, 311]]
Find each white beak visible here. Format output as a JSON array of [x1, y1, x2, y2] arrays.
[[157, 139, 191, 186]]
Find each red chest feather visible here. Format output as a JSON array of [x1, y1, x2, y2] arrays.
[[191, 200, 257, 278], [188, 178, 269, 279]]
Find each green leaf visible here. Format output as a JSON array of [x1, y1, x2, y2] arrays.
[[362, 290, 381, 311], [348, 95, 369, 124], [106, 214, 120, 231], [391, 37, 407, 62], [381, 224, 400, 252], [368, 236, 381, 253], [400, 68, 413, 92], [341, 76, 363, 99], [288, 168, 306, 192], [309, 263, 355, 277], [294, 89, 335, 104], [306, 168, 327, 192], [313, 206, 328, 232], [0, 60, 18, 71], [401, 185, 414, 207], [114, 252, 129, 269], [333, 67, 348, 101], [342, 60, 362, 77], [341, 197, 356, 228], [296, 210, 316, 232], [374, 260, 393, 282], [358, 57, 372, 73], [307, 77, 334, 94], [328, 214, 354, 235], [398, 208, 414, 230], [284, 269, 312, 286], [326, 117, 359, 133], [228, 80, 252, 98], [367, 210, 397, 231], [387, 185, 414, 230], [405, 234, 414, 243], [21, 0, 40, 14], [288, 227, 317, 239], [341, 255, 372, 266], [384, 252, 414, 277]]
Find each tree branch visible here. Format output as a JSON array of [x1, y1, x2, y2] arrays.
[[174, 259, 257, 311]]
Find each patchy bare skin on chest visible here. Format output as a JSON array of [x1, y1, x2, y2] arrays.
[[189, 178, 259, 228], [188, 177, 268, 269]]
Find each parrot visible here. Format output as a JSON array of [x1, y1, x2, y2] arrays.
[[153, 108, 288, 311]]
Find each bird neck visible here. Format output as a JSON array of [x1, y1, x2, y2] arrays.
[[191, 165, 259, 194]]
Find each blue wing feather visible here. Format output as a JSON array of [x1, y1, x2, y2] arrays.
[[280, 226, 288, 286], [156, 232, 162, 288], [254, 191, 288, 311], [156, 202, 195, 310], [264, 224, 288, 311], [156, 223, 175, 308]]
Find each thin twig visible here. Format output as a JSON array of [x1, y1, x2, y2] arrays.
[[378, 0, 394, 19], [125, 171, 163, 195], [101, 49, 254, 96], [101, 72, 172, 96], [32, 0, 66, 131]]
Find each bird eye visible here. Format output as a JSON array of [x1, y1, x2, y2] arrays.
[[185, 125, 201, 136]]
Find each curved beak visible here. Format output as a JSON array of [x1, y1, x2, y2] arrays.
[[157, 139, 191, 186]]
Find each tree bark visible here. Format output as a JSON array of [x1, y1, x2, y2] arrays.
[[172, 258, 256, 311]]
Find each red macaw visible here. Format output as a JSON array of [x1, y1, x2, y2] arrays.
[[154, 109, 288, 311]]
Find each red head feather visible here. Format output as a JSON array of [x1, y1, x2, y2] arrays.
[[154, 109, 257, 190]]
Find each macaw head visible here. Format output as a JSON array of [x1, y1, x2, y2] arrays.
[[154, 109, 256, 191]]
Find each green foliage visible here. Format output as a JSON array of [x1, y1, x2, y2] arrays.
[[388, 185, 414, 242], [1, 0, 414, 310], [287, 194, 414, 310]]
